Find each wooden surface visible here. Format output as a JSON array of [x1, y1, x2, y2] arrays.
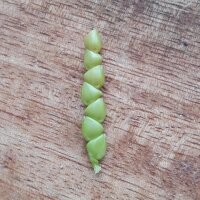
[[0, 0, 200, 199]]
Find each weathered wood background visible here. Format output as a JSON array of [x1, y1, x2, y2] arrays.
[[0, 0, 200, 199]]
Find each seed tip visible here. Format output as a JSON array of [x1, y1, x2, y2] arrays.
[[94, 165, 101, 174]]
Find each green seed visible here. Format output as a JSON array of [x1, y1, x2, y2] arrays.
[[84, 49, 102, 70], [82, 116, 104, 141], [84, 65, 105, 89], [81, 82, 102, 106], [87, 134, 106, 171], [86, 134, 106, 160], [84, 98, 106, 123], [84, 29, 102, 53]]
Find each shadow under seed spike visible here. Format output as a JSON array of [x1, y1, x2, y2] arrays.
[[81, 29, 107, 174]]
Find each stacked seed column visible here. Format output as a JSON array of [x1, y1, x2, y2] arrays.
[[81, 29, 106, 174]]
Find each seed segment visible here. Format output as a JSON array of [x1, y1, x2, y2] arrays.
[[84, 65, 105, 89], [84, 49, 102, 70], [84, 29, 102, 53], [81, 29, 106, 174], [82, 116, 104, 142], [81, 82, 102, 106]]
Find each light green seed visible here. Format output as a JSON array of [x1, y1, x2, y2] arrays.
[[82, 116, 104, 141], [84, 49, 102, 70], [84, 65, 105, 89], [84, 98, 106, 123], [86, 134, 106, 160], [81, 82, 102, 106], [84, 29, 102, 53], [87, 134, 106, 173]]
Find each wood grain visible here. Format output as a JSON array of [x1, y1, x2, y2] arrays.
[[0, 0, 200, 199]]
